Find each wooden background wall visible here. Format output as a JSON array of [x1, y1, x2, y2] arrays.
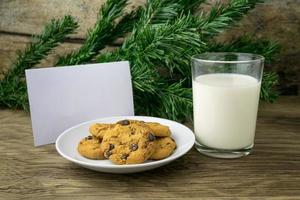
[[0, 0, 299, 95]]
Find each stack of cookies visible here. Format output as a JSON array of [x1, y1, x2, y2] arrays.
[[77, 119, 177, 165]]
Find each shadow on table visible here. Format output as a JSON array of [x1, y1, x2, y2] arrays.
[[77, 152, 195, 178]]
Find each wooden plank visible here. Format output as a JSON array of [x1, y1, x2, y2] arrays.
[[0, 96, 299, 199], [0, 0, 145, 39], [0, 34, 82, 74]]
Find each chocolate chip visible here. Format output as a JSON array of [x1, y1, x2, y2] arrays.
[[104, 151, 112, 158], [109, 144, 115, 151], [130, 143, 138, 151], [117, 119, 130, 125], [86, 135, 93, 140], [148, 133, 156, 141], [120, 153, 129, 160]]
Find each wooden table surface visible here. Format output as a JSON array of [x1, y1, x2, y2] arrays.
[[0, 96, 299, 199]]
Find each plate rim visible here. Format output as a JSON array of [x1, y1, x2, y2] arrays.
[[55, 115, 195, 169]]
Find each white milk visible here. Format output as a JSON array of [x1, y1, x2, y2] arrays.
[[192, 73, 261, 150]]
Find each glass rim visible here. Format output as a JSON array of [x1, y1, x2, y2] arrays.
[[192, 52, 265, 64]]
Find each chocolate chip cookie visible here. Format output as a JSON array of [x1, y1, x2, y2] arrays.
[[145, 122, 171, 137], [89, 119, 171, 139], [150, 137, 176, 160], [77, 136, 105, 160], [117, 120, 171, 137], [89, 123, 115, 139], [101, 123, 156, 164], [89, 120, 136, 138]]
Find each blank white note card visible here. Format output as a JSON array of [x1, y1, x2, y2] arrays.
[[25, 61, 134, 146]]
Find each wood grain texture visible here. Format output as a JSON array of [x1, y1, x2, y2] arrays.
[[0, 0, 145, 39], [0, 96, 299, 199], [0, 34, 82, 74], [0, 0, 142, 73], [0, 34, 116, 75]]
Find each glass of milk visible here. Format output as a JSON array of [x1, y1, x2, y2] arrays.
[[191, 53, 264, 158]]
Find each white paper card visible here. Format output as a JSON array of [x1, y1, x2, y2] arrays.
[[26, 61, 134, 146]]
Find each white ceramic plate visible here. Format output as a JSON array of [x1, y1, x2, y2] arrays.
[[56, 116, 195, 173]]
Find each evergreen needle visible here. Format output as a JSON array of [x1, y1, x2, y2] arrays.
[[5, 15, 78, 79], [0, 15, 78, 110], [198, 0, 263, 38], [56, 0, 128, 66]]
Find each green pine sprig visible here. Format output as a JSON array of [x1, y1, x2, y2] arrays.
[[261, 72, 279, 102], [4, 15, 78, 79], [198, 0, 262, 38], [108, 6, 143, 42], [0, 78, 28, 110], [97, 14, 204, 119], [156, 82, 193, 121], [0, 15, 78, 110], [139, 0, 205, 26], [56, 0, 128, 66], [120, 14, 205, 74]]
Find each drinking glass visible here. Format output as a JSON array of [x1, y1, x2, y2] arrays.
[[191, 53, 264, 158]]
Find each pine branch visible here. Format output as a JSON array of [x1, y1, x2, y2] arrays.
[[109, 6, 143, 41], [0, 15, 78, 110], [98, 0, 208, 72], [97, 14, 204, 120], [157, 82, 193, 120], [261, 72, 279, 102], [56, 0, 128, 66], [114, 14, 208, 86], [145, 0, 206, 25], [181, 0, 207, 14], [100, 14, 206, 78], [134, 81, 193, 121], [3, 15, 78, 79], [129, 15, 205, 68], [0, 78, 28, 110], [137, 0, 179, 27], [98, 14, 205, 86], [198, 0, 262, 38], [97, 0, 207, 49], [104, 0, 206, 45]]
